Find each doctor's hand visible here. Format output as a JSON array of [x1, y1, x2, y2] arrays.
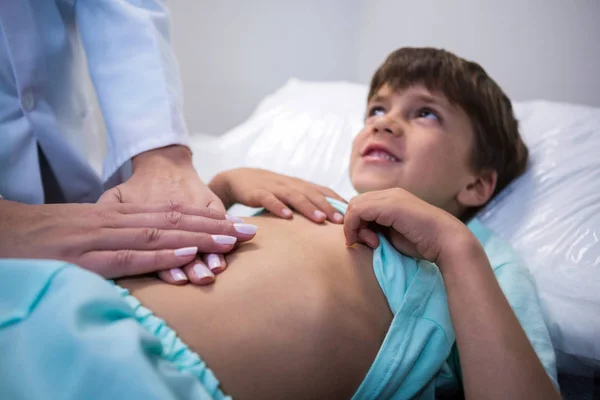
[[0, 199, 256, 280], [208, 168, 347, 224], [99, 145, 225, 212], [98, 145, 257, 285]]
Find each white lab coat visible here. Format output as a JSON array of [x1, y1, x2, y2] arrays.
[[0, 0, 189, 204]]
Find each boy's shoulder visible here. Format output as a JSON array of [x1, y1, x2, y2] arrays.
[[467, 218, 523, 273]]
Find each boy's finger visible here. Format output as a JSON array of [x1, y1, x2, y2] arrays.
[[308, 193, 344, 224], [343, 207, 363, 245], [318, 186, 347, 204], [183, 260, 215, 286], [344, 218, 368, 246], [204, 253, 227, 274], [358, 228, 380, 249], [259, 192, 293, 219], [158, 268, 189, 285], [285, 193, 326, 223]]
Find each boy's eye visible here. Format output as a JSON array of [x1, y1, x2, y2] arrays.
[[368, 106, 386, 117], [417, 108, 440, 121]]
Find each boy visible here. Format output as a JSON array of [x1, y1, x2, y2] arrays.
[[198, 47, 559, 397]]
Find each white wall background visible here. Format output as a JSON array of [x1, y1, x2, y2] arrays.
[[355, 0, 600, 110], [168, 0, 600, 135], [169, 0, 359, 135]]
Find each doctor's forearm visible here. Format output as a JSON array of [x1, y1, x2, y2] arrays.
[[131, 145, 194, 173], [130, 144, 212, 197]]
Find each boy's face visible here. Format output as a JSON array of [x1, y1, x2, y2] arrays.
[[349, 84, 478, 214]]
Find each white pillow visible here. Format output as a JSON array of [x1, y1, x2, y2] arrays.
[[191, 78, 600, 375], [190, 79, 367, 197], [478, 100, 600, 375]]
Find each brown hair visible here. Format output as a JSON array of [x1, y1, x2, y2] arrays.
[[368, 47, 528, 212]]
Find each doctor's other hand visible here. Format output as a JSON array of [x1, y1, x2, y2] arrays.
[[208, 168, 347, 224], [97, 145, 246, 285], [98, 145, 225, 212], [0, 199, 256, 280]]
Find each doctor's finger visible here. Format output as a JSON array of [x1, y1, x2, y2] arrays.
[[203, 253, 227, 274], [91, 228, 238, 254], [183, 260, 215, 286], [207, 199, 227, 214], [116, 202, 228, 221], [158, 268, 190, 285], [110, 213, 257, 242], [80, 248, 199, 279]]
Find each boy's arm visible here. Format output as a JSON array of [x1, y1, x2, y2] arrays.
[[439, 240, 559, 399], [491, 255, 558, 388], [208, 168, 347, 223], [344, 188, 560, 399]]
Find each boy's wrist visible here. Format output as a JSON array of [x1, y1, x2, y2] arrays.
[[437, 228, 486, 275]]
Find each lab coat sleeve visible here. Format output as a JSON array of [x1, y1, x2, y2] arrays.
[[75, 0, 190, 182]]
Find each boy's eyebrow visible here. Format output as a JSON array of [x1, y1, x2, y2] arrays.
[[370, 90, 453, 111], [409, 92, 454, 112], [369, 94, 387, 103]]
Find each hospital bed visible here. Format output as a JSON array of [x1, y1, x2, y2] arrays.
[[191, 79, 600, 399]]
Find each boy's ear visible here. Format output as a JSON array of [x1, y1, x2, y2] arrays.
[[457, 170, 498, 208]]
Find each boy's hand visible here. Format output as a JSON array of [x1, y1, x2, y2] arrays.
[[209, 168, 346, 224], [344, 188, 474, 265]]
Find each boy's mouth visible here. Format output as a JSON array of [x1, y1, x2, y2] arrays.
[[361, 144, 401, 163]]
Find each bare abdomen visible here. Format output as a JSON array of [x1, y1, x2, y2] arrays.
[[118, 214, 392, 399]]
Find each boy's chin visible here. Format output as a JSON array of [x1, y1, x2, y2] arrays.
[[351, 175, 399, 194]]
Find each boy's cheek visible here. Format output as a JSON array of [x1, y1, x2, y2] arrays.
[[351, 129, 368, 151], [348, 145, 363, 178]]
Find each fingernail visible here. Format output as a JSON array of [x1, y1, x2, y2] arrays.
[[207, 254, 221, 271], [226, 214, 243, 223], [314, 210, 327, 220], [193, 263, 214, 279], [212, 235, 237, 245], [170, 268, 188, 281], [233, 223, 258, 235], [282, 208, 293, 217], [333, 212, 344, 222], [174, 246, 198, 257]]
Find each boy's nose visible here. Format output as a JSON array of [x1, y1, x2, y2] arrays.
[[372, 117, 401, 137]]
